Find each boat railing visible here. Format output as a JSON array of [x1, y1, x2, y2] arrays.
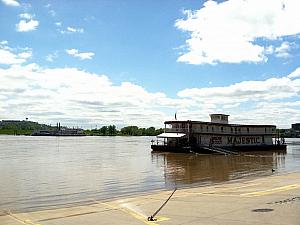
[[167, 128, 189, 133], [151, 139, 188, 148], [168, 128, 274, 135], [151, 139, 167, 146]]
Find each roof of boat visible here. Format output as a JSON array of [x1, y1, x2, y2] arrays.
[[157, 132, 186, 138], [164, 120, 276, 127]]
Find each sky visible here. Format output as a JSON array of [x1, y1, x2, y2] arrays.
[[1, 0, 300, 129]]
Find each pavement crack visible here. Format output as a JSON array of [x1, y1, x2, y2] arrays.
[[267, 196, 300, 205]]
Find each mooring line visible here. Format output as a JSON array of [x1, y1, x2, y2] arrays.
[[148, 188, 177, 221]]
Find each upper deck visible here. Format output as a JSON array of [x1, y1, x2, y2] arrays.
[[164, 114, 276, 136]]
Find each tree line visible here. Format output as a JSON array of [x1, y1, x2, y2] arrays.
[[0, 120, 164, 136], [85, 125, 164, 136], [0, 120, 52, 135]]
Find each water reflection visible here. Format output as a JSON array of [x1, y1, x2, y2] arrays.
[[152, 151, 287, 188]]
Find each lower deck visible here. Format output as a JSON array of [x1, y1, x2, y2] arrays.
[[151, 144, 287, 154], [153, 130, 286, 154]]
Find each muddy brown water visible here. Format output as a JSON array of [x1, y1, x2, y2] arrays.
[[0, 136, 299, 213]]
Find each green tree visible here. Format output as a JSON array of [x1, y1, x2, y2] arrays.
[[108, 125, 117, 136], [100, 126, 108, 135], [145, 127, 156, 136], [121, 126, 140, 135]]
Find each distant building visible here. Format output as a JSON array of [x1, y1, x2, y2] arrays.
[[292, 123, 300, 131], [32, 122, 85, 136], [281, 123, 300, 138], [1, 120, 21, 123], [282, 128, 296, 137]]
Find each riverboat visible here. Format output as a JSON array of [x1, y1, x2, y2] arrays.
[[151, 114, 286, 154], [32, 123, 86, 136]]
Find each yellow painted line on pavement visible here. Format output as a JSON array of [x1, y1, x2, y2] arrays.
[[201, 193, 242, 197], [175, 183, 261, 197], [5, 211, 41, 225], [241, 184, 300, 197], [101, 202, 169, 225], [206, 182, 261, 193]]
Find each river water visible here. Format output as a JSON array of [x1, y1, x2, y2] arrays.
[[0, 136, 300, 213]]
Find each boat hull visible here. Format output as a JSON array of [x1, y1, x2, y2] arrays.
[[151, 144, 287, 154]]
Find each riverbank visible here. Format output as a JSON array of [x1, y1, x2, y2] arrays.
[[0, 120, 163, 136], [1, 171, 300, 225]]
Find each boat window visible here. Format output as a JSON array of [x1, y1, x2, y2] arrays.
[[247, 127, 249, 133], [231, 127, 233, 133], [265, 128, 267, 133], [238, 128, 241, 133], [221, 127, 223, 132], [212, 127, 214, 131], [206, 126, 208, 131]]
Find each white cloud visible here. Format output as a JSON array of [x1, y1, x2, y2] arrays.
[[0, 44, 32, 65], [64, 26, 84, 33], [1, 55, 300, 128], [46, 55, 53, 62], [232, 103, 300, 128], [265, 45, 274, 55], [223, 103, 240, 109], [174, 67, 300, 127], [1, 0, 20, 7], [66, 49, 94, 60], [16, 19, 39, 32], [67, 27, 77, 32], [1, 42, 300, 128], [0, 49, 26, 65], [18, 51, 32, 59], [46, 52, 58, 62], [274, 41, 292, 58], [19, 13, 33, 20], [49, 10, 56, 17], [0, 64, 181, 127], [178, 76, 299, 105], [175, 0, 300, 64], [0, 40, 8, 45], [60, 26, 84, 34], [287, 68, 300, 79], [55, 22, 62, 27]]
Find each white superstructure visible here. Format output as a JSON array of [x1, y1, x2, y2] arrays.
[[164, 114, 275, 147]]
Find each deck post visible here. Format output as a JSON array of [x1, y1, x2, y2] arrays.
[[187, 120, 190, 145]]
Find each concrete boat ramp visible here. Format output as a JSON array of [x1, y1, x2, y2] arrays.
[[1, 172, 300, 225]]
